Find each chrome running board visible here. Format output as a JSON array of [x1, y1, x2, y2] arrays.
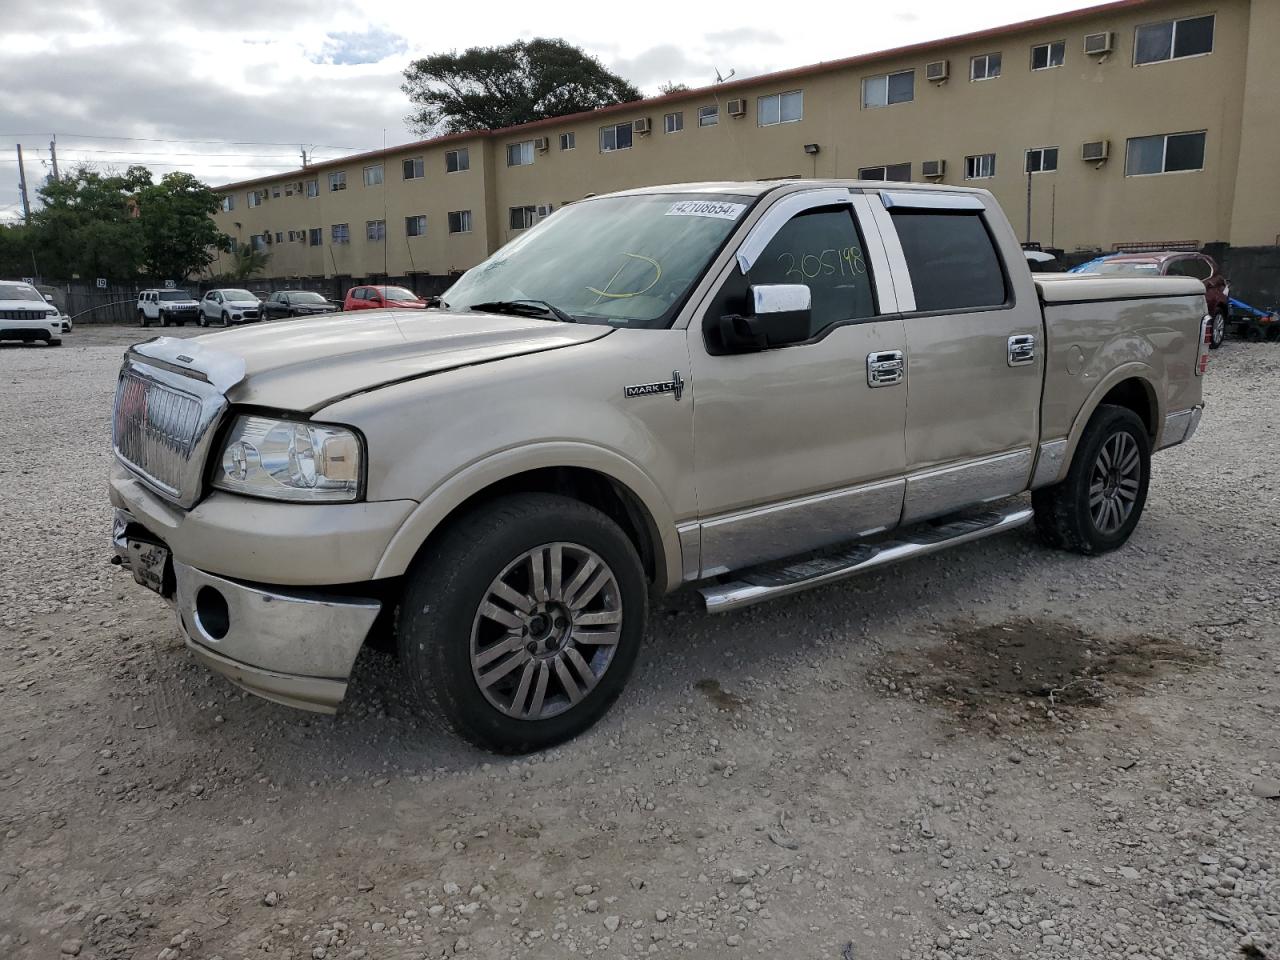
[[699, 504, 1034, 614]]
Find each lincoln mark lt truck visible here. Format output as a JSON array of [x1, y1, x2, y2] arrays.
[[110, 180, 1210, 752]]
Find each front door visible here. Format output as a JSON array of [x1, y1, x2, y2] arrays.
[[687, 190, 908, 577], [870, 191, 1043, 523]]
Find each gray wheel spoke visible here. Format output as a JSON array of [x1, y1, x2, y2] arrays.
[[547, 544, 563, 600], [572, 627, 620, 646], [527, 663, 550, 718], [554, 657, 585, 705], [1089, 484, 1106, 508], [560, 556, 599, 608], [489, 580, 533, 614], [573, 609, 622, 627], [1117, 486, 1138, 504], [511, 661, 536, 715], [480, 601, 524, 630], [474, 633, 524, 670], [478, 648, 530, 688], [567, 568, 611, 612], [564, 647, 597, 691], [530, 548, 548, 603]]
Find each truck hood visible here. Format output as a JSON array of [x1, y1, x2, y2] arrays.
[[131, 309, 611, 411]]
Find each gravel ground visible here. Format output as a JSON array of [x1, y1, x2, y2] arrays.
[[1, 327, 1278, 960]]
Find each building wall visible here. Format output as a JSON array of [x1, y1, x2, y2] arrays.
[[211, 0, 1273, 282]]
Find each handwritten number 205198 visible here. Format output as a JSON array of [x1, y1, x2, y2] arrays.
[[776, 246, 866, 281]]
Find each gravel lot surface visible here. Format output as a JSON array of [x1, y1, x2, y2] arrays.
[[1, 327, 1278, 960]]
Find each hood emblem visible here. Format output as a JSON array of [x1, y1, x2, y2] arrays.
[[175, 355, 194, 364], [624, 370, 684, 402]]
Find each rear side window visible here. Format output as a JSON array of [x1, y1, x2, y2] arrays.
[[888, 211, 1007, 312], [1166, 257, 1212, 281], [747, 207, 877, 337]]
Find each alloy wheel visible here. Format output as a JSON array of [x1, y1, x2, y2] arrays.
[[1089, 431, 1141, 534], [470, 542, 623, 721]]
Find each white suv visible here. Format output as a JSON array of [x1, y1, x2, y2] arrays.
[[0, 280, 62, 346], [199, 289, 262, 327], [138, 289, 201, 327]]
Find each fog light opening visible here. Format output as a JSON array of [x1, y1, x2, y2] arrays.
[[196, 586, 230, 641]]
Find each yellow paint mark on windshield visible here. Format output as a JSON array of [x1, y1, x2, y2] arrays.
[[587, 253, 662, 300]]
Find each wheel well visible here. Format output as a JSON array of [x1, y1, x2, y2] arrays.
[[424, 467, 662, 588], [1098, 378, 1156, 439]]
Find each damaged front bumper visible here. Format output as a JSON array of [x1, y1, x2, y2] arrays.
[[113, 508, 381, 713]]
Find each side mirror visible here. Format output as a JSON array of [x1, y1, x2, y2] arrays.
[[717, 284, 812, 352]]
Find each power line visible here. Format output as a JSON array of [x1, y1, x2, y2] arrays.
[[0, 132, 364, 150], [15, 147, 348, 159]]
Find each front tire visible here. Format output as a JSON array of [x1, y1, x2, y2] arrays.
[[1033, 405, 1151, 555], [1210, 311, 1226, 349], [138, 311, 149, 328], [47, 338, 62, 346], [221, 311, 231, 327], [398, 493, 647, 754]]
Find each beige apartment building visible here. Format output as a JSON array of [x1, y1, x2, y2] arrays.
[[210, 0, 1280, 283]]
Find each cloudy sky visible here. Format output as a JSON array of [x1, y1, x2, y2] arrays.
[[2, 0, 1101, 221]]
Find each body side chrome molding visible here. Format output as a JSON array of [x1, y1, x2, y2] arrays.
[[1030, 439, 1068, 489], [900, 448, 1033, 525]]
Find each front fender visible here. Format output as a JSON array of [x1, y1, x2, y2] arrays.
[[373, 441, 684, 591]]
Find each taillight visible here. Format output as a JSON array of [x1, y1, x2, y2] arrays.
[[1196, 315, 1211, 376]]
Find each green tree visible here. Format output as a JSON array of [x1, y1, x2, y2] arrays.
[[658, 82, 691, 95], [206, 245, 271, 283], [402, 38, 641, 134], [0, 224, 36, 278], [31, 166, 149, 279], [136, 171, 232, 281]]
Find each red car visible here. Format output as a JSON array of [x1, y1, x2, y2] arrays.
[[1087, 252, 1230, 348], [343, 285, 429, 311]]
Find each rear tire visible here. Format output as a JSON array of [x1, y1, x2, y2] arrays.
[[1033, 404, 1151, 555], [1209, 312, 1226, 350], [397, 493, 648, 754], [1246, 326, 1264, 343]]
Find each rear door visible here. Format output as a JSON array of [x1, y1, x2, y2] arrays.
[[687, 188, 908, 577], [870, 191, 1043, 523]]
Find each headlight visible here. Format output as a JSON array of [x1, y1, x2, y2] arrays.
[[213, 415, 362, 502]]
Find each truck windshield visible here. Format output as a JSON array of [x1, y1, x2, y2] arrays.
[[159, 291, 191, 301], [443, 193, 754, 328]]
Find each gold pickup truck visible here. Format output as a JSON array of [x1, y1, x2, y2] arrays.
[[110, 180, 1210, 752]]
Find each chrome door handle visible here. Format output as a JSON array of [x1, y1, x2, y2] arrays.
[[1008, 334, 1036, 366], [867, 350, 905, 387]]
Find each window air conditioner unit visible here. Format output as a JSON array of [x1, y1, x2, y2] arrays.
[[921, 159, 946, 178], [633, 117, 651, 135], [1084, 32, 1114, 56], [1082, 139, 1111, 162], [536, 204, 552, 217], [534, 136, 550, 152], [727, 99, 746, 117], [925, 59, 950, 82]]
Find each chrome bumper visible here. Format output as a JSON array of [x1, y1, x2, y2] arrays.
[[114, 509, 381, 713], [1158, 404, 1204, 450]]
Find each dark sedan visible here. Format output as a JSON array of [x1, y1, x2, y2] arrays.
[[261, 290, 341, 320]]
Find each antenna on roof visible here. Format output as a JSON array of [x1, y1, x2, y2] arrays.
[[714, 67, 736, 84]]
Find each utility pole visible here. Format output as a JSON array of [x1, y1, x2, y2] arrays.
[[300, 145, 310, 168], [1025, 168, 1033, 245], [49, 135, 59, 180], [16, 144, 32, 223]]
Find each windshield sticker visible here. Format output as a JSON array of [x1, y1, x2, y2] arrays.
[[665, 200, 747, 220]]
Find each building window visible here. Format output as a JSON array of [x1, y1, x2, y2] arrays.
[[271, 185, 281, 199], [858, 163, 912, 182], [446, 148, 469, 173], [965, 153, 997, 179], [251, 234, 267, 252], [1031, 40, 1065, 70], [274, 231, 283, 244], [308, 228, 322, 246], [664, 111, 683, 133], [1125, 131, 1206, 176], [970, 53, 1002, 81], [862, 70, 915, 108], [403, 157, 424, 180], [305, 179, 319, 198], [1025, 146, 1059, 173], [697, 105, 718, 127], [1135, 14, 1215, 65], [247, 190, 262, 208], [599, 122, 634, 152], [227, 238, 238, 254], [366, 219, 386, 241], [221, 195, 234, 212], [331, 223, 349, 244], [363, 164, 383, 186], [509, 205, 537, 230], [507, 141, 534, 166], [758, 90, 803, 126], [448, 210, 472, 234], [328, 171, 346, 192], [559, 132, 575, 150], [406, 215, 426, 237]]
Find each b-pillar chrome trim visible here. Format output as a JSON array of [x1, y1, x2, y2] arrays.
[[1030, 439, 1068, 489]]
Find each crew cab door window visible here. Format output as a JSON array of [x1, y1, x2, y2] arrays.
[[887, 210, 1007, 313], [746, 208, 877, 337]]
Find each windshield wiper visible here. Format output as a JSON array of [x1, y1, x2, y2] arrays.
[[468, 299, 576, 323]]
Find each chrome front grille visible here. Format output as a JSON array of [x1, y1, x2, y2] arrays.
[[112, 361, 226, 507]]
